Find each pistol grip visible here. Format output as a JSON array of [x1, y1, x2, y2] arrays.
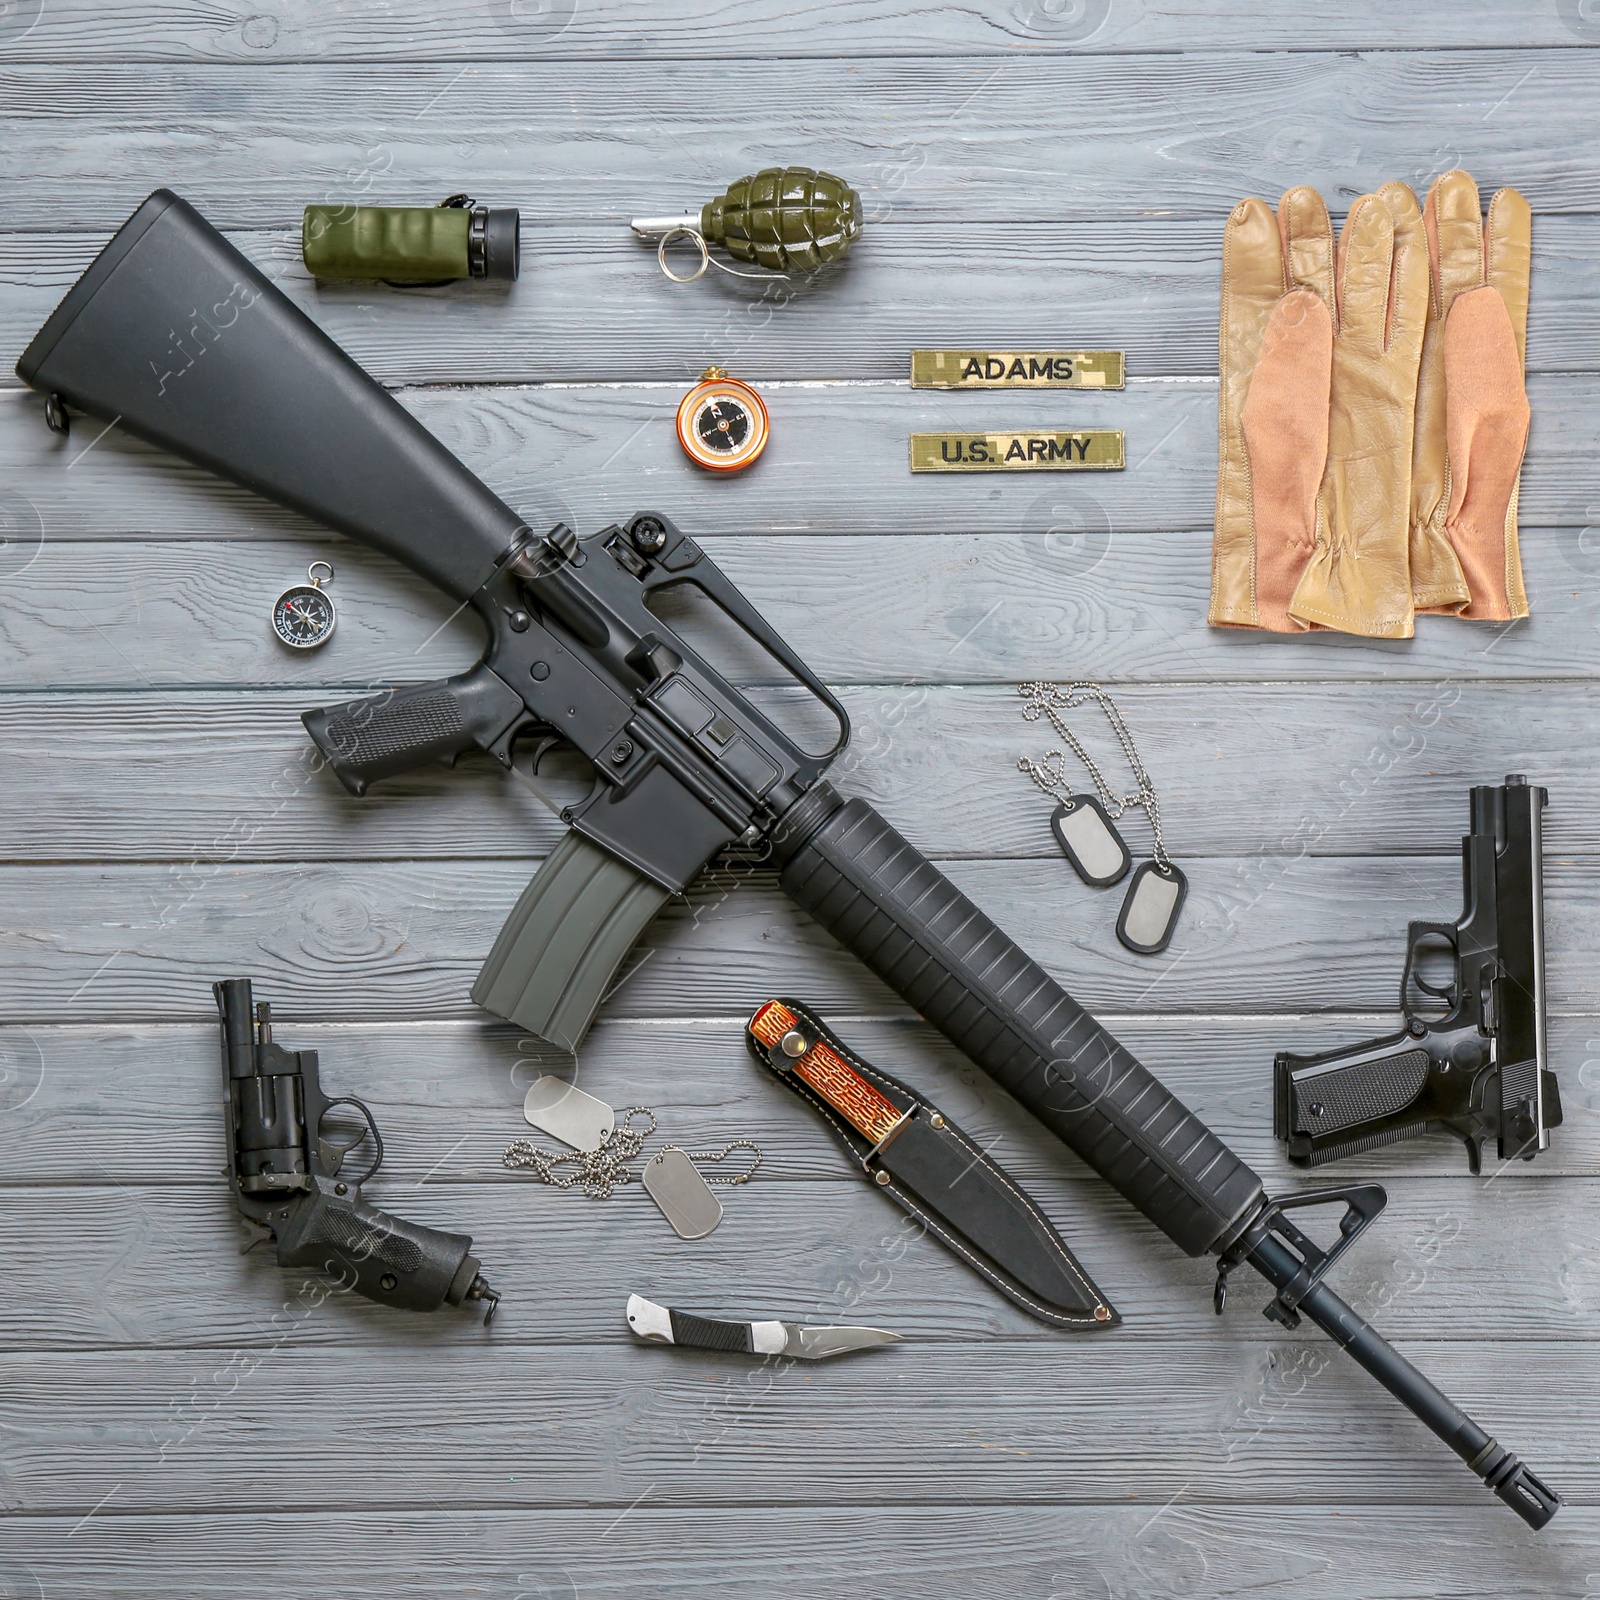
[[303, 663, 526, 796], [274, 1182, 483, 1312], [1275, 1038, 1433, 1166]]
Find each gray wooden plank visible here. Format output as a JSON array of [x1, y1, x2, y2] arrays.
[[3, 7, 1596, 1571], [5, 528, 1600, 688], [3, 1172, 1591, 1350], [3, 1504, 1596, 1600], [1, 682, 1591, 862], [6, 216, 1599, 381], [0, 854, 1591, 1021], [0, 533, 1593, 692], [0, 1340, 1585, 1511], [0, 55, 1595, 230], [5, 1013, 1597, 1186], [6, 0, 1600, 62], [5, 379, 1594, 547]]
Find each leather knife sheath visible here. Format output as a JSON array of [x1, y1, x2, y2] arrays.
[[747, 998, 1119, 1330]]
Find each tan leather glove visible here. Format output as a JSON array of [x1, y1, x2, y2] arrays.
[[1210, 188, 1427, 638], [1380, 172, 1532, 620], [1286, 194, 1429, 637], [1211, 187, 1334, 631]]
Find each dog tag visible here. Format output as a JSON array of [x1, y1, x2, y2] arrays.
[[641, 1147, 723, 1239], [1116, 860, 1187, 955], [523, 1077, 615, 1152], [1050, 796, 1132, 887]]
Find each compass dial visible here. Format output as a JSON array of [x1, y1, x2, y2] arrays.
[[273, 585, 336, 649], [676, 370, 769, 472], [696, 396, 751, 453]]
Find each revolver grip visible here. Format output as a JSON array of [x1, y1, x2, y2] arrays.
[[274, 1183, 486, 1313], [1275, 1035, 1433, 1166], [472, 830, 670, 1052], [303, 663, 526, 796]]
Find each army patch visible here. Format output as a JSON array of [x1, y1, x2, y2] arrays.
[[909, 431, 1124, 472], [910, 350, 1125, 389]]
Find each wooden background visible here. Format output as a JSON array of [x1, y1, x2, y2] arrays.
[[2, 4, 1599, 1595]]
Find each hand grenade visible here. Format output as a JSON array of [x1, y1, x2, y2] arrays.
[[633, 166, 862, 277]]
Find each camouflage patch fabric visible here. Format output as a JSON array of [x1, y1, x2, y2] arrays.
[[911, 349, 1126, 389], [909, 430, 1124, 471]]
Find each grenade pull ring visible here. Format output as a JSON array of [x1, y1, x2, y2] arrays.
[[632, 165, 862, 284], [640, 225, 769, 284]]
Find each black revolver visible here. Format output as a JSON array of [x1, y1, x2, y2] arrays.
[[216, 979, 499, 1320], [1276, 776, 1560, 1172]]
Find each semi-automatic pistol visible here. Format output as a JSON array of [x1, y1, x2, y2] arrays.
[[1275, 776, 1560, 1172]]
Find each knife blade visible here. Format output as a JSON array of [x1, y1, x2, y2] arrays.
[[625, 1293, 901, 1360], [748, 998, 1119, 1328]]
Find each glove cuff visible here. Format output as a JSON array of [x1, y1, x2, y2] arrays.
[[1288, 546, 1416, 638]]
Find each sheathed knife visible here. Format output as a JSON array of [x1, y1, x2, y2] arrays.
[[626, 1293, 901, 1359], [747, 998, 1119, 1329]]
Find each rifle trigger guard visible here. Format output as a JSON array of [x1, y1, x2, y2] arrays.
[[1212, 1183, 1387, 1326]]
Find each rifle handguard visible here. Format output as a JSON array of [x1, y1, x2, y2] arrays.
[[772, 785, 1265, 1257]]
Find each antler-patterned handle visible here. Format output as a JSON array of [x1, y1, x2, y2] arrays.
[[749, 999, 908, 1145]]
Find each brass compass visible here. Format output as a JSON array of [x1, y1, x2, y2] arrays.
[[676, 367, 769, 473]]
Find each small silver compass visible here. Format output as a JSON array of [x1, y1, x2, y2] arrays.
[[272, 561, 336, 650]]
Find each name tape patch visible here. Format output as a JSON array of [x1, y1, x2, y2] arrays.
[[911, 350, 1125, 389], [909, 430, 1125, 473]]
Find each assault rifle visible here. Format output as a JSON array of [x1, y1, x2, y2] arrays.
[[18, 190, 1559, 1526]]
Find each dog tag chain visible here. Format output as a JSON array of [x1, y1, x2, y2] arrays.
[[505, 1077, 761, 1238], [1016, 681, 1187, 955]]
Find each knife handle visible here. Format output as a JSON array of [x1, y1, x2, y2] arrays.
[[668, 1308, 754, 1353], [751, 999, 907, 1145]]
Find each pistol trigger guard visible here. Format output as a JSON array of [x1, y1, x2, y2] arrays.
[[1402, 920, 1461, 1019], [315, 1096, 384, 1186], [237, 1216, 275, 1254], [1446, 1124, 1487, 1176]]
